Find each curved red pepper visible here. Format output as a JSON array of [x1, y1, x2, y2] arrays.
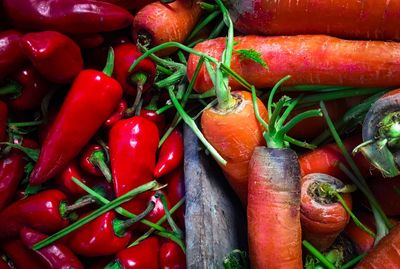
[[20, 31, 83, 84], [0, 189, 70, 239], [105, 99, 128, 128], [154, 130, 184, 178], [66, 211, 131, 257], [0, 30, 26, 80], [109, 116, 159, 213], [3, 0, 133, 34], [0, 101, 7, 142], [114, 43, 156, 96], [0, 139, 38, 210], [106, 237, 160, 269], [166, 167, 185, 229], [30, 67, 123, 185], [80, 144, 112, 182], [160, 240, 186, 269], [1, 239, 49, 269], [19, 227, 84, 269], [1, 65, 53, 111], [55, 160, 93, 197], [140, 108, 166, 137]]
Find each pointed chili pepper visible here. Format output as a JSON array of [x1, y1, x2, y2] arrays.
[[0, 189, 93, 239], [1, 239, 49, 269], [109, 116, 159, 213], [0, 138, 38, 210], [140, 96, 166, 136], [29, 48, 123, 185], [66, 196, 157, 257], [0, 65, 53, 111], [0, 101, 7, 142], [105, 237, 160, 269], [80, 144, 112, 182], [160, 240, 186, 269], [165, 167, 185, 229], [19, 227, 84, 269], [19, 31, 83, 84], [105, 99, 127, 128], [0, 30, 26, 80], [3, 0, 133, 34], [154, 129, 183, 178]]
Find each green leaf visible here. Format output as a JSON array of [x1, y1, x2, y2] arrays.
[[234, 49, 268, 69]]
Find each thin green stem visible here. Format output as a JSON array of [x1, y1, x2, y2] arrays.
[[160, 193, 183, 238], [339, 253, 367, 269], [199, 2, 218, 11], [156, 104, 174, 115], [0, 81, 21, 96], [8, 120, 43, 127], [155, 69, 185, 89], [157, 65, 174, 76], [268, 98, 288, 132], [284, 135, 317, 150], [156, 230, 186, 253], [209, 20, 226, 39], [268, 75, 292, 117], [189, 90, 216, 99], [102, 47, 115, 77], [186, 10, 221, 42], [251, 86, 268, 131], [302, 240, 336, 269], [276, 97, 301, 130], [277, 109, 322, 137]]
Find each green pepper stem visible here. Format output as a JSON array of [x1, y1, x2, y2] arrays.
[[302, 240, 336, 269], [8, 120, 43, 127], [102, 47, 115, 77], [0, 81, 22, 96], [60, 196, 96, 217], [32, 180, 157, 250], [104, 261, 121, 269], [90, 150, 112, 183], [0, 142, 39, 161]]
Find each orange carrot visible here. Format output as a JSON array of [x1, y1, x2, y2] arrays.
[[301, 173, 352, 251], [226, 0, 400, 41], [132, 0, 202, 56], [187, 35, 400, 93]]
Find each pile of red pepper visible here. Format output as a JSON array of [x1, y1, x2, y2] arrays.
[[0, 0, 187, 268]]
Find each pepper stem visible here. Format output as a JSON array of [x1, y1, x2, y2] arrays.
[[0, 80, 22, 96], [125, 73, 147, 117], [102, 47, 115, 77], [59, 196, 97, 218], [90, 150, 112, 183]]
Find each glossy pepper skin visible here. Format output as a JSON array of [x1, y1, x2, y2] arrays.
[[1, 239, 49, 269], [66, 211, 131, 257], [3, 0, 133, 34], [20, 31, 83, 83], [114, 43, 156, 96], [0, 189, 70, 238], [30, 69, 123, 185], [55, 161, 92, 197], [139, 108, 166, 136], [20, 227, 84, 269], [0, 139, 38, 210], [108, 237, 160, 269], [160, 240, 186, 269], [80, 144, 111, 179], [154, 130, 184, 178], [166, 168, 185, 229], [105, 99, 127, 128], [0, 101, 7, 141], [0, 30, 26, 80], [109, 116, 159, 212], [2, 65, 53, 111]]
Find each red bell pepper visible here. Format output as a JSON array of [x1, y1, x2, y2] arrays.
[[105, 99, 127, 128], [20, 31, 83, 84], [80, 144, 112, 182], [0, 65, 53, 111], [154, 129, 184, 178], [166, 167, 185, 229], [160, 240, 186, 269], [0, 30, 26, 80], [1, 239, 49, 269], [0, 189, 86, 239], [29, 49, 123, 185], [3, 0, 133, 34], [0, 139, 38, 210], [105, 237, 160, 269], [19, 227, 84, 269], [0, 101, 7, 142], [109, 116, 159, 213]]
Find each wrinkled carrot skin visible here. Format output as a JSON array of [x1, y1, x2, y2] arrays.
[[226, 0, 400, 41], [201, 91, 267, 204], [356, 224, 400, 268], [248, 147, 302, 269], [132, 0, 202, 56], [187, 35, 400, 93], [344, 212, 376, 254], [301, 173, 351, 251]]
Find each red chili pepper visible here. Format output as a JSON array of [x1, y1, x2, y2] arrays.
[[0, 139, 38, 210], [140, 108, 166, 137], [55, 160, 93, 197], [19, 227, 84, 269], [105, 237, 160, 269], [0, 101, 7, 141], [0, 258, 9, 269], [3, 0, 133, 34], [114, 43, 156, 96], [99, 0, 156, 12], [0, 30, 26, 80], [1, 239, 49, 269], [160, 240, 186, 269], [105, 99, 127, 128], [19, 31, 83, 84], [165, 167, 185, 229], [109, 116, 159, 213], [29, 49, 123, 185], [80, 144, 112, 182], [0, 65, 53, 111], [71, 33, 105, 49], [0, 189, 76, 239], [154, 130, 184, 178]]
